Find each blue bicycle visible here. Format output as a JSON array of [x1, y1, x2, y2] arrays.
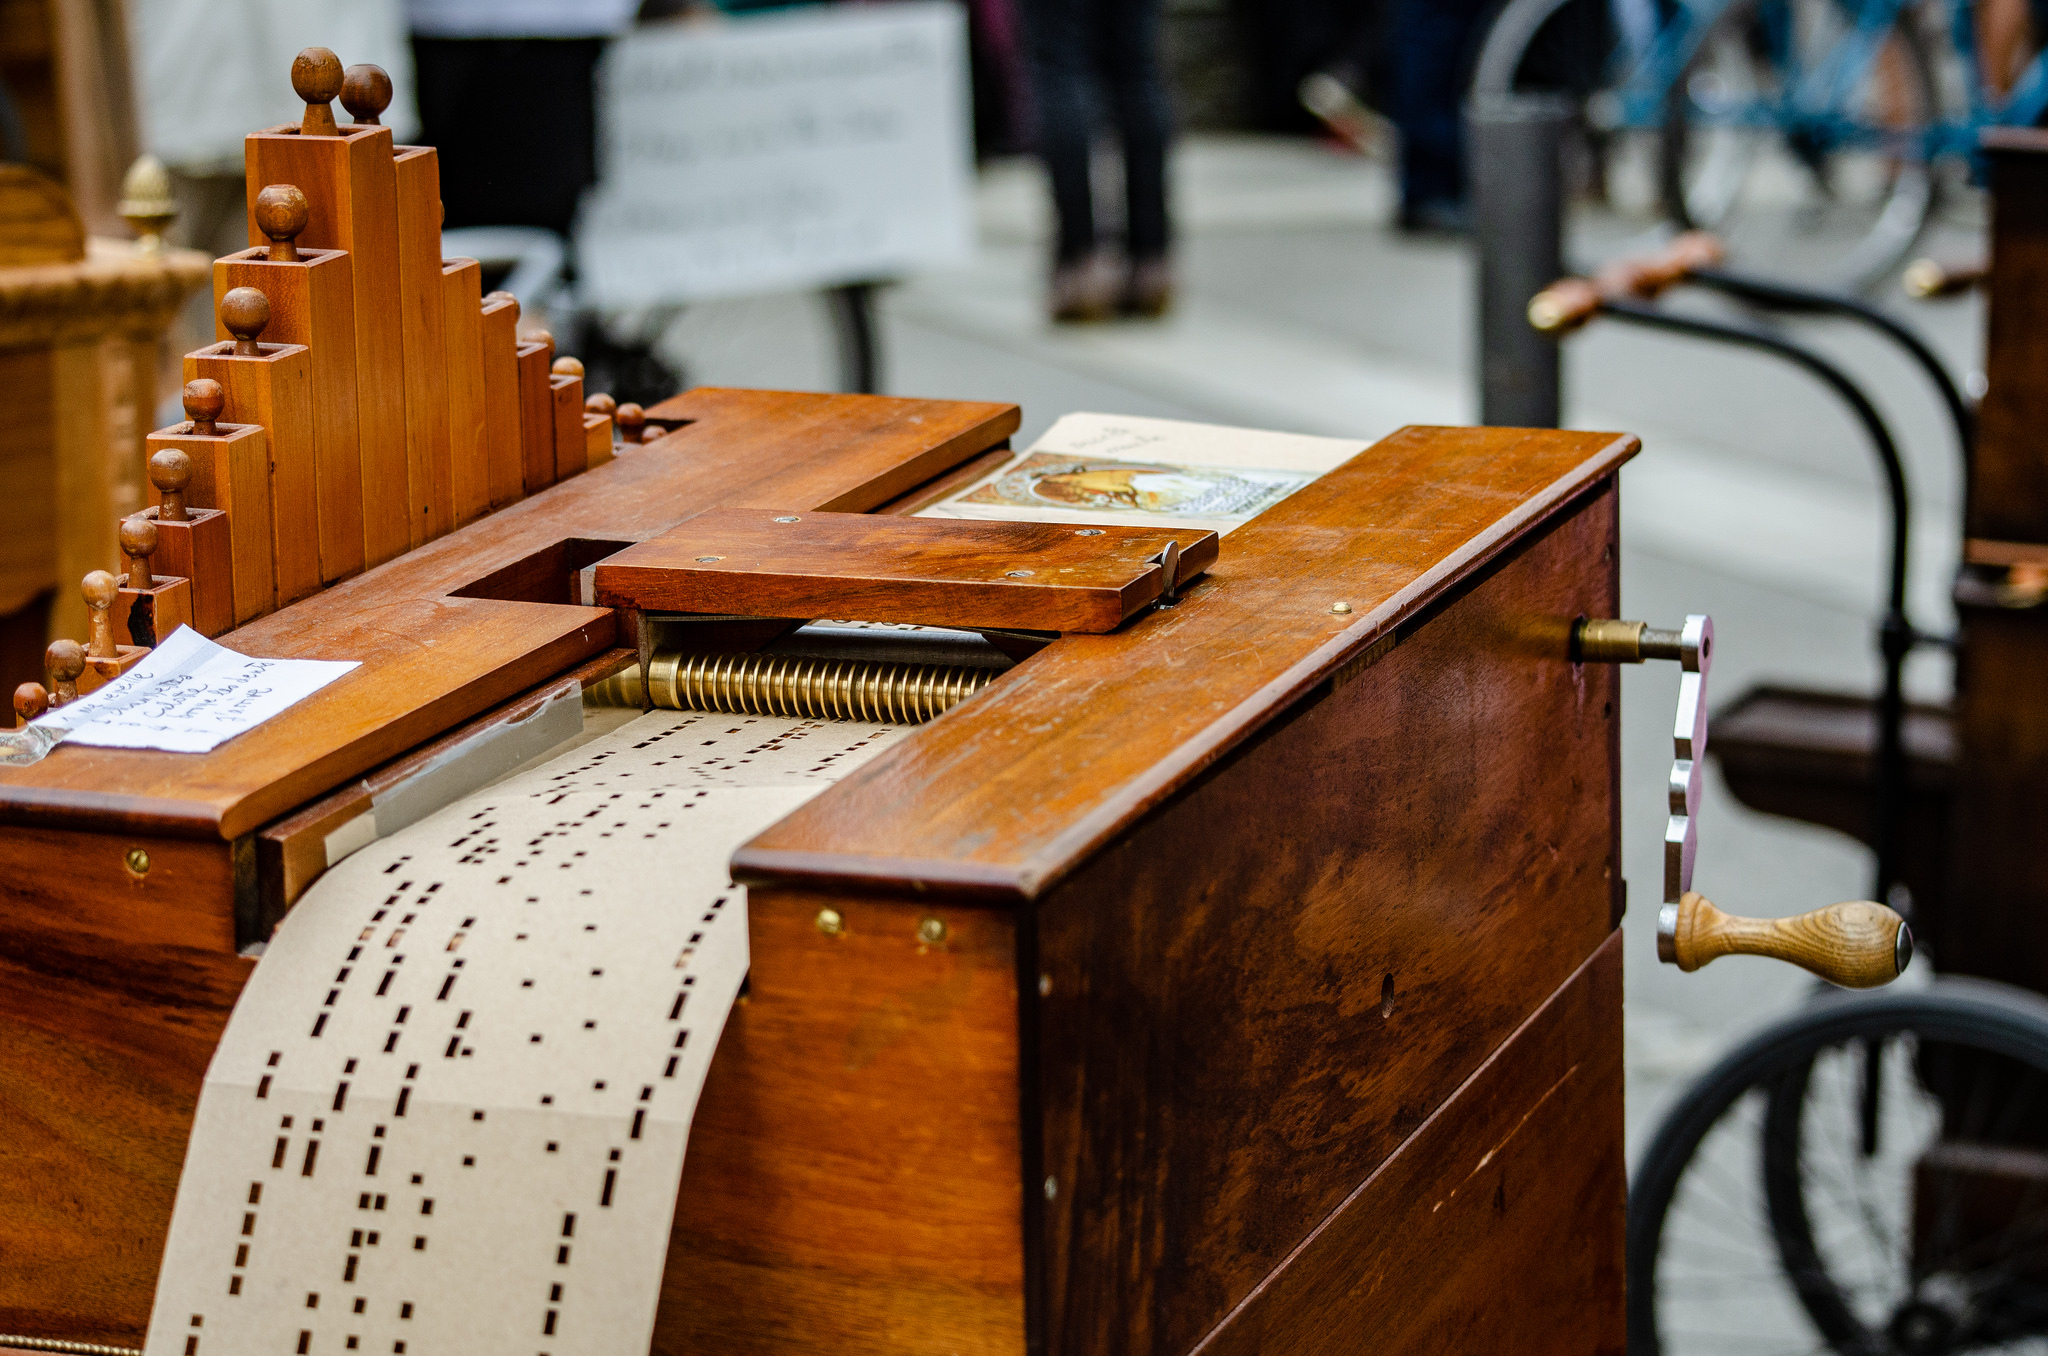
[[1592, 0, 2048, 287]]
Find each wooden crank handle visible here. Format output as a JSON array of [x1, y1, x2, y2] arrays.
[[1902, 257, 1988, 299], [1658, 891, 1912, 988], [1595, 230, 1726, 300], [1528, 277, 1603, 335]]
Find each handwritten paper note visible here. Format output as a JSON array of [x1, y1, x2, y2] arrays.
[[32, 626, 357, 755]]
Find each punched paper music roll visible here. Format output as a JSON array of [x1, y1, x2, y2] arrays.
[[147, 710, 909, 1356]]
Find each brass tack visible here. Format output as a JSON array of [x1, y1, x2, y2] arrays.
[[1075, 528, 1104, 536], [1043, 1175, 1058, 1200], [125, 847, 151, 877], [1330, 601, 1352, 615], [815, 907, 844, 937], [774, 515, 800, 523], [917, 916, 947, 945], [695, 556, 722, 563], [1005, 570, 1034, 578], [1038, 973, 1052, 998]]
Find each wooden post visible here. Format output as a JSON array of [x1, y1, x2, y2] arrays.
[[215, 183, 365, 584], [112, 516, 193, 649], [479, 293, 524, 509], [550, 366, 587, 481], [244, 94, 408, 567], [140, 442, 237, 636], [442, 258, 489, 528], [184, 290, 318, 609], [516, 333, 556, 492], [395, 145, 452, 545]]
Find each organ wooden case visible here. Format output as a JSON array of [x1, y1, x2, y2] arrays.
[[0, 49, 1636, 1356]]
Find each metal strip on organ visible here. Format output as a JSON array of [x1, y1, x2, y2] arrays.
[[146, 711, 909, 1356]]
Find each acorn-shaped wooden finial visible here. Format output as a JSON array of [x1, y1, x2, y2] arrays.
[[221, 287, 270, 355], [615, 403, 646, 445], [293, 48, 344, 137], [151, 447, 194, 525], [119, 154, 177, 256], [340, 64, 393, 125], [255, 184, 309, 262], [120, 515, 159, 591], [83, 571, 119, 659], [45, 639, 84, 706], [14, 681, 48, 727]]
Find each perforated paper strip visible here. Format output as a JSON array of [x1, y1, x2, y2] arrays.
[[146, 710, 908, 1356]]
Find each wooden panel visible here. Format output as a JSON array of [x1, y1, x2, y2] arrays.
[[186, 340, 320, 607], [551, 369, 587, 480], [244, 124, 409, 567], [1978, 131, 2048, 545], [585, 412, 614, 468], [479, 293, 522, 508], [0, 346, 59, 615], [0, 391, 1019, 841], [146, 423, 274, 625], [0, 826, 248, 1349], [145, 505, 233, 636], [735, 425, 1635, 901], [596, 509, 1218, 633], [653, 892, 1026, 1356], [442, 257, 489, 527], [214, 245, 365, 583], [1191, 934, 1626, 1356], [112, 573, 191, 649], [395, 146, 452, 546], [517, 336, 555, 492], [1033, 488, 1619, 1356]]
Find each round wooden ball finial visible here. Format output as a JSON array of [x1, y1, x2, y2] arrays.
[[584, 392, 617, 417], [551, 355, 585, 379], [14, 681, 48, 726], [120, 516, 159, 590], [484, 290, 521, 321], [526, 327, 555, 349], [615, 402, 646, 444], [292, 48, 344, 136], [183, 378, 225, 434], [46, 638, 84, 704], [255, 184, 309, 262], [340, 64, 393, 125], [150, 447, 194, 521], [221, 287, 271, 355]]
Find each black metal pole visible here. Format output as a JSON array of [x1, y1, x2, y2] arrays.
[[1599, 297, 1914, 902], [829, 282, 882, 395], [1471, 92, 1573, 427]]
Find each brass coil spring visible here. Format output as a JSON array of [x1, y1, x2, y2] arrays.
[[586, 651, 995, 724]]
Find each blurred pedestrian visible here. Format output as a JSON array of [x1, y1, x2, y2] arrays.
[[1021, 0, 1176, 321], [1384, 0, 1491, 233]]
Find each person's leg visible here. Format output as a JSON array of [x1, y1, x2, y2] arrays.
[[1020, 0, 1099, 263], [1385, 0, 1491, 228], [1101, 0, 1172, 262]]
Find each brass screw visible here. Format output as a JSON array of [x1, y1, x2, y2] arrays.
[[1005, 570, 1034, 578], [815, 907, 844, 937], [124, 847, 151, 877], [695, 555, 722, 562], [1038, 973, 1052, 997], [917, 916, 947, 944], [1330, 601, 1352, 615], [1075, 528, 1104, 536], [774, 515, 801, 523]]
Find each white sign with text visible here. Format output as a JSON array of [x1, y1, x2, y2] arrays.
[[578, 3, 974, 305]]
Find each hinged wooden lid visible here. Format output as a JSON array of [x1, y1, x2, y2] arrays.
[[591, 509, 1220, 633]]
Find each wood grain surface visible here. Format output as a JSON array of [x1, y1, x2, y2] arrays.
[[735, 425, 1636, 902], [0, 391, 1019, 843], [478, 293, 523, 509], [1032, 487, 1620, 1355], [394, 146, 452, 546], [550, 369, 587, 480], [185, 340, 321, 608], [594, 509, 1218, 634], [441, 257, 488, 527], [1667, 890, 1904, 986], [1190, 933, 1625, 1356], [145, 424, 274, 625], [244, 124, 409, 568], [653, 891, 1026, 1356], [213, 245, 365, 584], [143, 505, 233, 637], [516, 337, 555, 493]]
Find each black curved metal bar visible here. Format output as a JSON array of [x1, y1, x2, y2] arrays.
[[1685, 265, 1975, 469], [1598, 296, 1916, 902]]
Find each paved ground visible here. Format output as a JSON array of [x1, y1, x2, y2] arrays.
[[652, 132, 1985, 1165]]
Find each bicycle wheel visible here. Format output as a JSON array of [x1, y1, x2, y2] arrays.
[[1629, 978, 2048, 1354], [1658, 0, 1938, 290]]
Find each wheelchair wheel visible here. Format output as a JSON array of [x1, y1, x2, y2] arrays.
[[1658, 0, 1938, 290], [1628, 978, 2048, 1354]]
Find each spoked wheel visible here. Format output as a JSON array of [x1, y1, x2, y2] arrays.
[[1658, 0, 1939, 291], [1629, 979, 2048, 1354]]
